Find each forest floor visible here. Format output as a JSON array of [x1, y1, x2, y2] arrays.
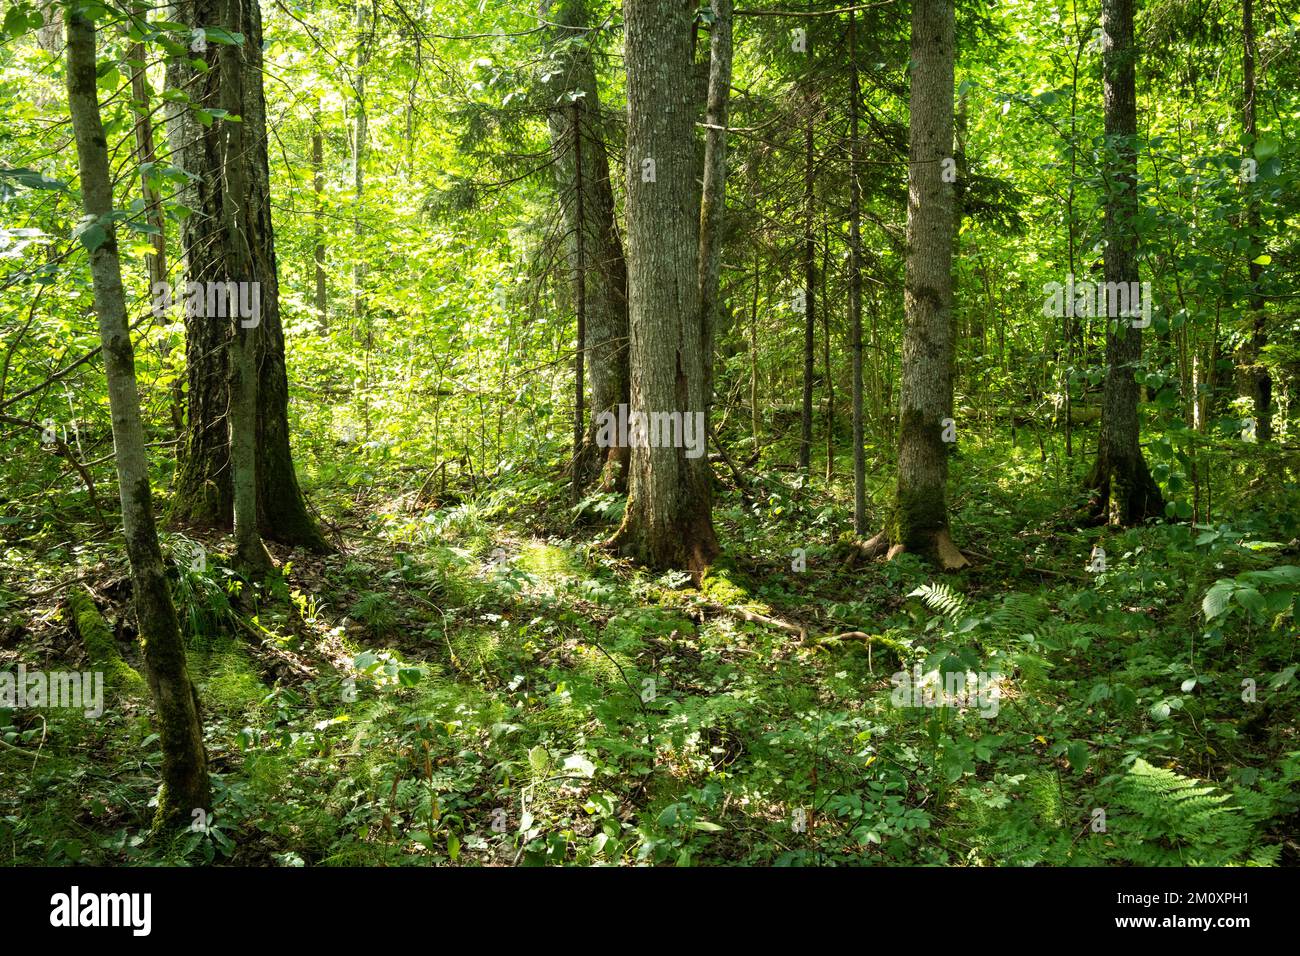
[[2, 434, 1298, 865]]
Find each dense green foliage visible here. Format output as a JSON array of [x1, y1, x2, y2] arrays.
[[1, 0, 1297, 866]]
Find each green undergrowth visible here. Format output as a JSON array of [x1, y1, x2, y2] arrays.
[[2, 434, 1298, 866]]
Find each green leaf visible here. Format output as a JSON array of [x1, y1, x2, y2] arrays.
[[1202, 579, 1235, 620], [71, 217, 109, 253], [3, 6, 28, 38], [200, 27, 245, 46], [1233, 587, 1265, 615], [527, 745, 549, 773], [1254, 135, 1280, 160], [1066, 741, 1088, 772], [1, 167, 68, 191]]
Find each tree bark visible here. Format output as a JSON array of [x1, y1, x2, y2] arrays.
[[541, 0, 631, 493], [167, 0, 328, 551], [1084, 0, 1164, 525], [352, 1, 369, 324], [219, 0, 272, 577], [607, 0, 719, 578], [848, 9, 867, 537], [65, 5, 210, 829], [876, 0, 967, 569], [1239, 0, 1270, 441], [799, 101, 816, 475], [313, 103, 327, 327], [697, 0, 732, 430]]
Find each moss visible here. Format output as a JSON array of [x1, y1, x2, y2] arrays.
[[516, 542, 577, 578], [891, 484, 946, 552], [67, 589, 145, 693], [699, 558, 753, 606], [166, 478, 231, 531], [192, 644, 267, 716]]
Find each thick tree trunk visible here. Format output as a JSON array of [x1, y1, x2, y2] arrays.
[[875, 0, 967, 569], [167, 0, 328, 551], [541, 0, 631, 493], [1084, 0, 1164, 525], [65, 6, 210, 829], [607, 0, 719, 578], [220, 0, 272, 577]]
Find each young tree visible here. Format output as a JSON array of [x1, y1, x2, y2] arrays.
[[1239, 0, 1270, 441], [847, 8, 867, 537], [1084, 0, 1164, 524], [65, 0, 210, 827], [607, 0, 719, 576]]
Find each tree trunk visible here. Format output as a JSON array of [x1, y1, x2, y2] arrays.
[[607, 0, 719, 578], [219, 0, 272, 577], [1084, 0, 1164, 525], [542, 0, 631, 493], [1239, 0, 1270, 441], [313, 104, 327, 327], [848, 9, 867, 537], [697, 0, 731, 431], [879, 0, 967, 569], [65, 6, 210, 829], [822, 222, 834, 481], [799, 102, 816, 475], [352, 1, 369, 324], [167, 0, 328, 552]]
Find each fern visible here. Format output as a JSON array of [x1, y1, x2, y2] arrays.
[[987, 592, 1048, 636], [1105, 759, 1254, 866], [348, 591, 399, 636], [908, 582, 967, 623]]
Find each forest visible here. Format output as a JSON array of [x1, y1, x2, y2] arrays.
[[0, 0, 1297, 875]]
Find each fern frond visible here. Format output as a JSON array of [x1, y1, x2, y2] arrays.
[[907, 581, 967, 623], [988, 592, 1048, 636], [1107, 759, 1252, 866]]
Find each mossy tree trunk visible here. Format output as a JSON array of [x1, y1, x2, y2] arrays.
[[167, 0, 328, 552], [1084, 0, 1164, 526], [607, 0, 719, 578], [866, 0, 967, 570], [65, 4, 210, 829]]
